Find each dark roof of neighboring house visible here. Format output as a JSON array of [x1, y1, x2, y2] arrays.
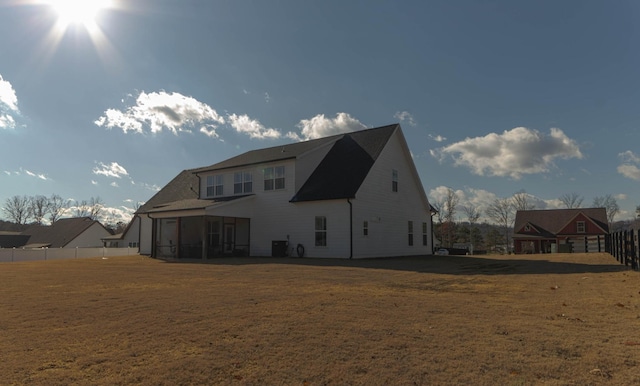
[[0, 232, 30, 248], [514, 208, 609, 236], [136, 169, 200, 214], [290, 125, 397, 202], [22, 217, 109, 248]]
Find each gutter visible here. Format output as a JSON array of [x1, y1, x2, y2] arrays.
[[348, 198, 353, 259]]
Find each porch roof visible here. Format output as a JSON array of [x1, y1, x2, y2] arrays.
[[146, 195, 253, 214]]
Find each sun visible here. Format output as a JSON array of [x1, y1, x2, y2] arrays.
[[46, 0, 111, 28]]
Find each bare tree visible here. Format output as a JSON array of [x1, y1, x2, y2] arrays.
[[29, 195, 49, 225], [485, 197, 514, 253], [2, 195, 31, 224], [512, 190, 535, 212], [442, 188, 459, 247], [74, 200, 91, 218], [89, 196, 104, 221], [462, 204, 481, 252], [47, 194, 69, 224], [559, 192, 584, 209], [593, 194, 619, 227]]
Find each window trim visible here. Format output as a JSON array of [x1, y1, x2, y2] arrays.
[[315, 216, 327, 247], [392, 169, 398, 192], [234, 171, 253, 194], [408, 220, 414, 246], [264, 166, 285, 191], [206, 175, 224, 197], [576, 221, 586, 233]]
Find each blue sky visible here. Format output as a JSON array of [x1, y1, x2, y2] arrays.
[[1, 0, 639, 225]]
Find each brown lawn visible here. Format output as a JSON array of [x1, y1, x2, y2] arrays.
[[1, 253, 639, 385]]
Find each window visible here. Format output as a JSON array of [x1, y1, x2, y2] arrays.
[[577, 221, 586, 233], [363, 221, 369, 236], [422, 222, 428, 246], [408, 220, 414, 246], [315, 216, 327, 246], [392, 169, 398, 192], [234, 172, 253, 194], [264, 166, 285, 191], [206, 175, 224, 197]]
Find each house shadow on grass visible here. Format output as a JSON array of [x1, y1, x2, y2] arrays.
[[161, 254, 632, 276]]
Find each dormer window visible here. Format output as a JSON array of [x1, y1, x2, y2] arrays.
[[206, 175, 224, 197], [524, 225, 531, 232], [577, 221, 585, 233]]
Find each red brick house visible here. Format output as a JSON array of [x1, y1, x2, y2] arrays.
[[513, 208, 609, 254]]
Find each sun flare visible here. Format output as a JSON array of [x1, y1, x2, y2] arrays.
[[47, 0, 110, 28]]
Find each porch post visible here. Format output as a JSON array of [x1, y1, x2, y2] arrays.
[[202, 216, 207, 260]]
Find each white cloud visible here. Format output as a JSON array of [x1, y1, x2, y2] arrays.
[[227, 114, 281, 139], [95, 91, 225, 135], [428, 134, 447, 142], [394, 111, 416, 126], [110, 181, 119, 187], [24, 169, 49, 180], [291, 112, 367, 141], [93, 162, 129, 178], [617, 151, 640, 181], [199, 125, 219, 139], [431, 127, 583, 179], [0, 74, 19, 129], [91, 180, 99, 185]]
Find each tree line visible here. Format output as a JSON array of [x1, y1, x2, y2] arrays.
[[1, 194, 106, 225], [431, 190, 621, 253]]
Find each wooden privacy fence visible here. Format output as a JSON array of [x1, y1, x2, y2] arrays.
[[608, 229, 639, 270], [0, 247, 138, 263]]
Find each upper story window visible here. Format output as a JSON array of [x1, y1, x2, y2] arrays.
[[206, 175, 224, 197], [234, 172, 253, 194], [392, 169, 398, 192], [264, 166, 285, 191], [576, 221, 586, 233]]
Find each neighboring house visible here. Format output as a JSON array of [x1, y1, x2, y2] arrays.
[[21, 217, 113, 248], [513, 208, 609, 254], [133, 123, 434, 259], [0, 231, 30, 248]]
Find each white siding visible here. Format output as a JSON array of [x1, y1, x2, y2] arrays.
[[122, 216, 141, 249], [66, 223, 112, 248], [351, 129, 432, 258], [139, 214, 153, 255]]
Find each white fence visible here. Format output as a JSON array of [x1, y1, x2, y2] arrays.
[[0, 247, 139, 263]]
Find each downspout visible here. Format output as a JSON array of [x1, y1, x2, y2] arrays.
[[348, 198, 353, 259]]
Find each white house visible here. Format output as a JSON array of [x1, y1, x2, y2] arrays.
[[131, 124, 434, 259], [21, 217, 112, 248]]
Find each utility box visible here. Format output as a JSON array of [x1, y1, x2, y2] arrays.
[[271, 240, 288, 257]]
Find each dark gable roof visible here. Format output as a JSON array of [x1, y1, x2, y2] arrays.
[[138, 124, 400, 211], [514, 208, 609, 235], [192, 124, 399, 174], [22, 217, 109, 248], [136, 169, 200, 214], [291, 125, 397, 202]]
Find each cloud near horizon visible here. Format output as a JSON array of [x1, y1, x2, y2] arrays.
[[0, 74, 19, 129], [93, 162, 129, 179], [430, 127, 583, 179], [617, 150, 640, 181]]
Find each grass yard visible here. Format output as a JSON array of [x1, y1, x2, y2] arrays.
[[1, 253, 639, 385]]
